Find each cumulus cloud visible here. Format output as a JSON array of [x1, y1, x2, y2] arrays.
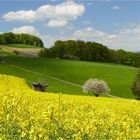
[[112, 6, 120, 10], [40, 35, 57, 48], [12, 26, 37, 34], [3, 1, 85, 27], [47, 19, 67, 27], [73, 27, 108, 39], [3, 10, 36, 22], [72, 25, 140, 51]]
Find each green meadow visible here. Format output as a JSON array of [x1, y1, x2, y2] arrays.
[[0, 54, 137, 98]]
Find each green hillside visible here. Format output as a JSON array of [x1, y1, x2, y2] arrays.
[[0, 55, 137, 98], [5, 44, 41, 48], [0, 44, 42, 57]]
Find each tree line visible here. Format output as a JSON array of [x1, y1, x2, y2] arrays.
[[0, 32, 44, 47], [40, 40, 140, 67]]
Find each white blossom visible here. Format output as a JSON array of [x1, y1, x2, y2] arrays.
[[82, 79, 110, 96]]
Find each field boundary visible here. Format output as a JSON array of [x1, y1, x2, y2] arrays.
[[7, 63, 132, 100]]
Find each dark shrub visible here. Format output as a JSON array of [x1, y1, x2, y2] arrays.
[[0, 56, 4, 63], [13, 51, 20, 55], [132, 69, 140, 100]]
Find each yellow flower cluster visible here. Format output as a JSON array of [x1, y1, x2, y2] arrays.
[[0, 74, 140, 139]]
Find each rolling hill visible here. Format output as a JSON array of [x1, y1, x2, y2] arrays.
[[0, 44, 42, 57], [0, 53, 137, 98]]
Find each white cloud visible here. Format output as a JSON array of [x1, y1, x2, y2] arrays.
[[3, 1, 85, 27], [72, 25, 140, 51], [12, 26, 37, 34], [112, 6, 120, 10], [3, 10, 36, 22], [73, 27, 108, 40], [47, 19, 67, 27], [40, 35, 57, 48]]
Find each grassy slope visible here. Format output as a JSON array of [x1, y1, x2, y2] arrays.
[[5, 44, 41, 48], [0, 64, 81, 95], [0, 48, 16, 56], [0, 55, 137, 98], [0, 44, 42, 57]]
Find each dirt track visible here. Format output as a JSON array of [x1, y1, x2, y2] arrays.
[[0, 45, 42, 57]]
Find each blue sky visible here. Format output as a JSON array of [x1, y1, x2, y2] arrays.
[[0, 0, 140, 51]]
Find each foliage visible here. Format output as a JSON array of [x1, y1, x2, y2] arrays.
[[132, 69, 140, 100], [0, 32, 44, 48], [0, 74, 140, 139], [82, 79, 110, 96], [40, 40, 140, 67]]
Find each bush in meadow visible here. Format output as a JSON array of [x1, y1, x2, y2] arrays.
[[132, 69, 140, 100]]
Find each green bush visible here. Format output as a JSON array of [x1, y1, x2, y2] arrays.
[[132, 69, 140, 100]]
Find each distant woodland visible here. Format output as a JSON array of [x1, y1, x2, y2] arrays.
[[40, 40, 140, 67], [0, 32, 44, 47], [1, 32, 140, 67]]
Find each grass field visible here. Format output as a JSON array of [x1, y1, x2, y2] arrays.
[[0, 48, 15, 56], [0, 44, 42, 57], [1, 74, 140, 139], [5, 44, 41, 48], [0, 55, 137, 98], [0, 64, 81, 95]]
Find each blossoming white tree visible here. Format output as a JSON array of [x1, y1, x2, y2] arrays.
[[82, 79, 110, 97]]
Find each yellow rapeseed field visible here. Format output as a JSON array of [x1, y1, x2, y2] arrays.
[[0, 74, 140, 139]]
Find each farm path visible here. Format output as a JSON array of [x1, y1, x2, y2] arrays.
[[8, 64, 82, 88], [7, 63, 132, 100], [0, 45, 40, 57]]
